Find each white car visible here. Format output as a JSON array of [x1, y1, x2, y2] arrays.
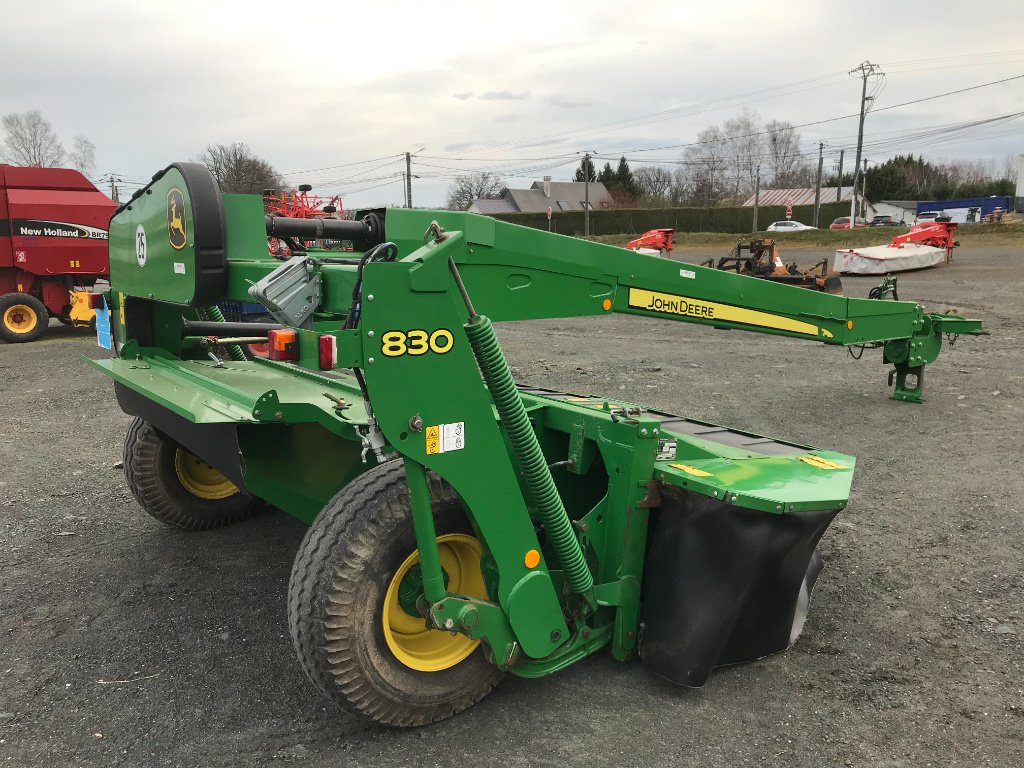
[[766, 220, 817, 232]]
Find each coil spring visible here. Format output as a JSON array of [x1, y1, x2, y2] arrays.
[[463, 314, 594, 596], [199, 305, 246, 361]]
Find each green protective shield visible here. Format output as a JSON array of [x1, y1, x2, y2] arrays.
[[107, 162, 226, 306]]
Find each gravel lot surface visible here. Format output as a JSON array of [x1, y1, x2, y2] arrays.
[[1, 246, 1021, 766]]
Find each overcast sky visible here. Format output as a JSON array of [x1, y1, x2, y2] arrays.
[[2, 0, 1021, 208]]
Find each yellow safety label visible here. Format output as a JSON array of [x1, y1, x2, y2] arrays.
[[425, 426, 440, 455], [627, 287, 821, 337], [800, 455, 849, 470], [425, 422, 464, 455], [668, 463, 714, 477]]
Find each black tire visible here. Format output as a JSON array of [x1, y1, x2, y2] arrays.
[[0, 293, 48, 343], [123, 418, 262, 530], [288, 461, 503, 727]]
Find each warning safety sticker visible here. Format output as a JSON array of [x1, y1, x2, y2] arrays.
[[425, 422, 465, 455]]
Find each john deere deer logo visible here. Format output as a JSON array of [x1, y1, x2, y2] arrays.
[[166, 187, 187, 250]]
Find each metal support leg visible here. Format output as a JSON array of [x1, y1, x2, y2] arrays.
[[403, 457, 447, 603], [889, 364, 926, 404]]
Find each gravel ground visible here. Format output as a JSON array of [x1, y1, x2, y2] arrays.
[[1, 246, 1021, 766]]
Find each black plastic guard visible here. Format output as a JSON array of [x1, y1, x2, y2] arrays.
[[114, 383, 248, 492], [639, 485, 838, 686]]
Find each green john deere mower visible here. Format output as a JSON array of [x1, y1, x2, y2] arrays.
[[86, 163, 983, 726]]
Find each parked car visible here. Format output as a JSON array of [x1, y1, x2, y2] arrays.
[[766, 220, 817, 232], [869, 215, 905, 227], [915, 211, 942, 224], [830, 216, 868, 230]]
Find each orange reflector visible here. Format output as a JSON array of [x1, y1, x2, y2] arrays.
[[268, 329, 298, 361], [602, 299, 612, 311], [318, 334, 337, 370], [524, 549, 541, 569], [847, 320, 853, 329]]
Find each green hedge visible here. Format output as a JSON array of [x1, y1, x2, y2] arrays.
[[490, 202, 852, 235]]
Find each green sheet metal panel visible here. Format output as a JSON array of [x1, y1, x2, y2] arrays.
[[107, 163, 226, 306]]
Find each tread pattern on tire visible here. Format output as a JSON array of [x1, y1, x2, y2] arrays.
[[288, 461, 503, 727], [123, 417, 262, 531]]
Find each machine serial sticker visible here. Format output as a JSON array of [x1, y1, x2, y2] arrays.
[[800, 455, 849, 470], [668, 463, 713, 477], [425, 422, 465, 455], [627, 287, 820, 337], [679, 269, 696, 279], [173, 262, 185, 274]]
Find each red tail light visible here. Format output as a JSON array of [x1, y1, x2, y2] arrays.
[[318, 334, 337, 370], [86, 293, 106, 309], [268, 329, 298, 361]]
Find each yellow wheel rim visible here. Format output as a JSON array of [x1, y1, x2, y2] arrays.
[[3, 304, 37, 334], [173, 448, 239, 500], [382, 533, 486, 672]]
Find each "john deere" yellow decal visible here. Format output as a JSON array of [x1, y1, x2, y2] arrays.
[[628, 287, 821, 337]]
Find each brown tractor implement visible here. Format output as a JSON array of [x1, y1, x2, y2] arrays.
[[707, 239, 842, 294]]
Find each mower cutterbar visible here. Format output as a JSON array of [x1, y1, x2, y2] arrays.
[[87, 163, 982, 726]]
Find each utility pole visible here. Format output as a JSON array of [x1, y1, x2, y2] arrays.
[[108, 176, 120, 203], [861, 158, 869, 218], [583, 152, 591, 236], [849, 60, 882, 226], [836, 149, 844, 202], [405, 152, 413, 209], [813, 143, 823, 228], [752, 165, 761, 233]]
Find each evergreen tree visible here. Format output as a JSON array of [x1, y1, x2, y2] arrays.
[[573, 157, 596, 183], [597, 162, 615, 187], [614, 156, 638, 198]]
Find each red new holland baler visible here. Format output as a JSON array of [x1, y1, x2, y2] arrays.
[[0, 164, 116, 342]]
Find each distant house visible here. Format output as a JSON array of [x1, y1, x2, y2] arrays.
[[468, 177, 614, 214], [741, 186, 854, 207], [872, 200, 918, 224]]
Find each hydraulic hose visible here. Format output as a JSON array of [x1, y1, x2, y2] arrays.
[[198, 305, 246, 361], [463, 313, 594, 597]]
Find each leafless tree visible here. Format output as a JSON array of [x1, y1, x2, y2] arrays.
[[722, 111, 761, 199], [999, 153, 1019, 181], [681, 126, 730, 206], [764, 120, 812, 187], [1, 110, 65, 167], [446, 172, 505, 210], [68, 136, 96, 176], [196, 142, 284, 194], [633, 166, 674, 207]]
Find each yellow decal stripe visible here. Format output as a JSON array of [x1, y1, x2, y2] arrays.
[[668, 463, 714, 477], [628, 287, 820, 337], [800, 455, 849, 470]]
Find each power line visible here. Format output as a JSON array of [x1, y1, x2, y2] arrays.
[[282, 153, 405, 177], [602, 73, 1024, 156]]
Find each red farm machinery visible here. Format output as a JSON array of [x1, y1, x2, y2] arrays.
[[263, 184, 344, 258], [0, 164, 116, 342]]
